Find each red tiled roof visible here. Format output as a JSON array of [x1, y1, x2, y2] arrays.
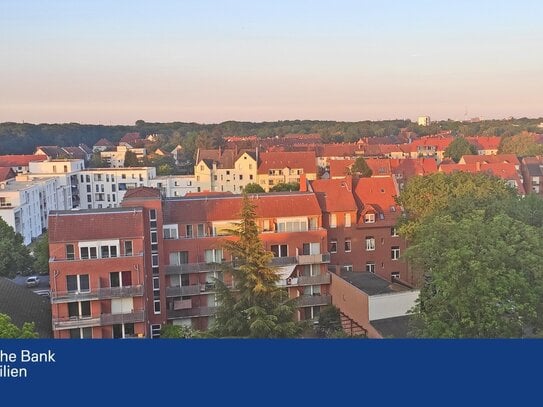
[[0, 155, 47, 167], [0, 167, 16, 181], [196, 149, 236, 169], [366, 158, 392, 176], [48, 209, 145, 242], [185, 191, 234, 197], [164, 193, 322, 223], [120, 132, 141, 143], [466, 136, 501, 151], [391, 158, 438, 178], [310, 178, 357, 213], [354, 176, 400, 213], [123, 187, 162, 200], [459, 154, 520, 166], [329, 158, 355, 178], [258, 151, 316, 174], [319, 143, 358, 158], [94, 138, 114, 147]]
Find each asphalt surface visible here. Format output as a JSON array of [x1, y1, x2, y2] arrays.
[[12, 274, 51, 295]]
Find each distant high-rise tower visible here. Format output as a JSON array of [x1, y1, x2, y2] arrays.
[[417, 116, 431, 126]]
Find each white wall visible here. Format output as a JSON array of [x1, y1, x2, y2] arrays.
[[368, 290, 419, 321]]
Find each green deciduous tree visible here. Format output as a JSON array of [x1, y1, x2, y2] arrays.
[[32, 233, 49, 275], [406, 211, 543, 338], [316, 305, 343, 337], [0, 218, 32, 278], [211, 195, 302, 338], [269, 182, 299, 192], [498, 131, 543, 157], [160, 324, 202, 338], [0, 313, 39, 338], [243, 183, 265, 193], [89, 152, 109, 168], [123, 150, 141, 167], [444, 136, 477, 162], [351, 156, 373, 177]]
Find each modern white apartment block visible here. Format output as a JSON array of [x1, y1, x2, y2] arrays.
[[148, 175, 199, 197], [78, 167, 156, 209]]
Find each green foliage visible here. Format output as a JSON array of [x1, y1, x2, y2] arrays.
[[351, 156, 373, 177], [243, 183, 265, 193], [406, 211, 543, 338], [444, 136, 477, 162], [0, 218, 32, 278], [145, 155, 178, 175], [32, 233, 49, 275], [89, 152, 109, 168], [316, 305, 343, 337], [0, 313, 39, 338], [123, 150, 141, 167], [211, 195, 303, 338], [160, 324, 201, 338], [498, 131, 543, 157], [269, 182, 300, 192]]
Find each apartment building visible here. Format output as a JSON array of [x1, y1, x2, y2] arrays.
[[148, 175, 198, 197], [0, 155, 47, 174], [77, 167, 156, 209], [257, 151, 317, 192], [521, 156, 543, 195], [194, 149, 258, 193], [48, 208, 147, 339], [100, 145, 147, 167]]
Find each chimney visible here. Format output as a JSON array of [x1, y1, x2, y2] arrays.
[[299, 173, 307, 192], [476, 161, 481, 172]]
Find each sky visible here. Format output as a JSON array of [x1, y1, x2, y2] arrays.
[[0, 0, 542, 124]]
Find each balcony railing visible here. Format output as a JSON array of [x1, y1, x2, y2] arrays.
[[296, 253, 331, 265], [167, 306, 217, 319], [52, 316, 102, 330], [49, 252, 144, 263], [51, 285, 144, 304], [100, 310, 145, 325], [296, 294, 332, 307], [296, 274, 331, 286]]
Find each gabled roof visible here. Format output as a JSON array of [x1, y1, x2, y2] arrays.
[[460, 154, 520, 166], [466, 136, 501, 151], [94, 138, 114, 147], [522, 156, 543, 177], [36, 146, 66, 158], [366, 158, 392, 176], [62, 146, 86, 160], [310, 178, 357, 213], [354, 176, 400, 214], [0, 154, 47, 167], [329, 158, 355, 178], [163, 192, 322, 223], [196, 149, 236, 169], [79, 144, 93, 154], [0, 277, 52, 338], [391, 158, 438, 178], [319, 143, 358, 158], [48, 208, 145, 242], [123, 186, 162, 200], [258, 151, 316, 174], [0, 167, 16, 181], [120, 132, 141, 143]]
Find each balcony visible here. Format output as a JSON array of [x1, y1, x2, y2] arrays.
[[296, 274, 331, 286], [167, 306, 217, 319], [166, 284, 203, 297], [49, 252, 144, 263], [166, 256, 301, 276], [100, 310, 145, 325], [51, 285, 144, 304], [52, 316, 102, 330], [296, 253, 330, 265], [296, 294, 332, 307]]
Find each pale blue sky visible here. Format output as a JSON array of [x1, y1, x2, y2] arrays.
[[0, 0, 541, 124]]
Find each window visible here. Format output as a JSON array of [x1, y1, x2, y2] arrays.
[[262, 219, 271, 232], [169, 251, 188, 266], [204, 249, 223, 263], [391, 246, 400, 260], [277, 219, 308, 232], [344, 239, 351, 252], [366, 262, 375, 273], [149, 209, 157, 220], [150, 230, 158, 244], [151, 254, 159, 267], [86, 185, 91, 193], [364, 213, 375, 223], [197, 223, 205, 237], [186, 225, 193, 238], [67, 275, 90, 292], [153, 299, 161, 314], [365, 237, 375, 251], [80, 247, 97, 260], [345, 213, 351, 228], [69, 327, 92, 339], [391, 272, 400, 280], [68, 301, 91, 318], [239, 174, 243, 180], [110, 271, 132, 287], [100, 245, 117, 258], [330, 213, 337, 228], [124, 241, 133, 256], [66, 244, 75, 260], [391, 227, 399, 237], [342, 265, 353, 272], [270, 244, 288, 257], [163, 225, 179, 239], [153, 277, 160, 290], [151, 324, 161, 339], [329, 240, 337, 253]]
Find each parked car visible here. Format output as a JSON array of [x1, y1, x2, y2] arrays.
[[26, 276, 40, 288]]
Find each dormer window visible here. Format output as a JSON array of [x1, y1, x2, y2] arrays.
[[364, 213, 375, 223]]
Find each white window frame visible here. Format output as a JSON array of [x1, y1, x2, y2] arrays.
[[364, 213, 375, 223], [391, 246, 400, 260], [366, 237, 376, 251], [344, 239, 351, 253]]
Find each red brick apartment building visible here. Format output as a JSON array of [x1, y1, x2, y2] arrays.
[[309, 176, 408, 283], [49, 188, 332, 337]]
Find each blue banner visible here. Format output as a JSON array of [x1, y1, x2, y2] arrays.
[[0, 339, 540, 405]]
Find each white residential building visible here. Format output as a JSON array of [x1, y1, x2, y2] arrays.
[[78, 167, 156, 209], [148, 175, 198, 197], [100, 145, 147, 167]]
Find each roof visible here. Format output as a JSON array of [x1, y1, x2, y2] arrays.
[[48, 208, 145, 242], [338, 271, 410, 296], [163, 192, 322, 223], [196, 149, 236, 169], [354, 176, 400, 213], [310, 178, 357, 212], [79, 144, 93, 154], [366, 158, 392, 176], [329, 158, 355, 178], [123, 186, 162, 200], [391, 158, 438, 178], [466, 136, 501, 151], [460, 154, 520, 166], [0, 277, 52, 338], [319, 143, 358, 158], [371, 315, 412, 338], [94, 138, 114, 147], [62, 146, 86, 160], [0, 154, 47, 167], [120, 132, 141, 143], [258, 151, 316, 174], [36, 146, 66, 158], [522, 157, 543, 177], [0, 167, 16, 181]]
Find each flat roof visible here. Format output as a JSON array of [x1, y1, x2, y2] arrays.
[[0, 178, 55, 191], [371, 315, 412, 338], [338, 271, 410, 296], [49, 206, 144, 216]]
